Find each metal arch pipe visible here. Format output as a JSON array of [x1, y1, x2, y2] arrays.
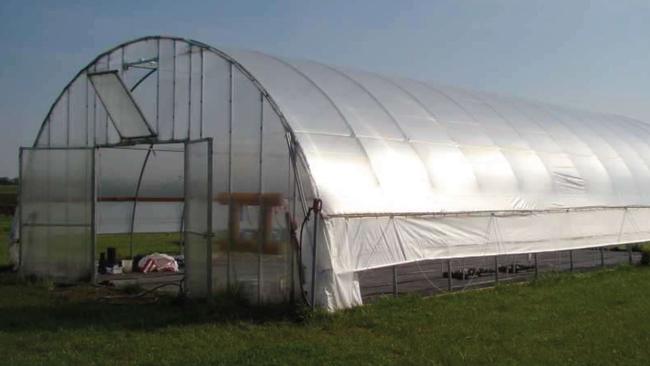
[[31, 38, 324, 295], [30, 38, 324, 269], [31, 34, 291, 146], [124, 58, 162, 259], [130, 68, 157, 93], [285, 133, 308, 217], [128, 144, 154, 258], [31, 35, 321, 201], [310, 209, 319, 309]]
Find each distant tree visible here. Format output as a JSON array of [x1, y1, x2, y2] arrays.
[[0, 177, 18, 185]]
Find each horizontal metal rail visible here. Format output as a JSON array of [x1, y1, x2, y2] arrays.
[[22, 223, 91, 228], [325, 205, 650, 219]]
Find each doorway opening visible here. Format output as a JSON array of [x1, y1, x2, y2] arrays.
[[18, 138, 213, 297]]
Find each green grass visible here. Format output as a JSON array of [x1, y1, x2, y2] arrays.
[[97, 230, 231, 260], [0, 214, 13, 266], [0, 185, 16, 211], [0, 215, 183, 265], [0, 185, 16, 194], [0, 264, 649, 365], [3, 214, 650, 364], [97, 232, 182, 259], [0, 185, 17, 203]]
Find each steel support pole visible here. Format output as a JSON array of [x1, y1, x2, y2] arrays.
[[534, 253, 539, 279], [494, 255, 499, 283], [17, 148, 23, 273], [206, 139, 214, 296], [226, 62, 233, 290], [628, 244, 633, 265], [128, 145, 154, 258], [199, 49, 204, 138], [256, 92, 264, 305], [187, 45, 192, 139], [155, 38, 160, 133], [92, 63, 98, 146], [171, 41, 176, 139], [289, 177, 297, 304], [392, 265, 398, 297], [182, 141, 189, 296], [310, 212, 319, 309], [85, 76, 89, 146], [105, 54, 110, 141], [569, 250, 574, 272], [90, 148, 97, 283], [447, 259, 452, 291], [600, 248, 605, 267]]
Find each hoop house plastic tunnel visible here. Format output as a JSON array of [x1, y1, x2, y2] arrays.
[[18, 36, 650, 310]]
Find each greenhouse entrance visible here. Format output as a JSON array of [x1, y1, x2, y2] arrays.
[[18, 138, 214, 297]]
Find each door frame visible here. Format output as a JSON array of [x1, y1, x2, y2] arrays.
[[18, 145, 97, 282]]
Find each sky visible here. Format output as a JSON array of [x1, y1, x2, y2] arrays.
[[1, 0, 649, 177]]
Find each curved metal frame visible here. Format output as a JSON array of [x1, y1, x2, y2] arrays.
[[32, 37, 316, 303], [33, 37, 321, 278], [32, 36, 321, 201]]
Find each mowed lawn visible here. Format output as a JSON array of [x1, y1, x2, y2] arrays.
[[0, 185, 16, 194], [0, 185, 16, 216], [0, 214, 11, 265], [1, 213, 650, 365]]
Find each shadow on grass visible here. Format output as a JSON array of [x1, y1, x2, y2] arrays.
[[0, 273, 311, 333]]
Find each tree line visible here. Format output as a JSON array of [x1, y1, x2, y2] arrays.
[[0, 177, 18, 185]]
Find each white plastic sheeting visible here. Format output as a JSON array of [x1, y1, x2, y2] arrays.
[[30, 37, 650, 310], [322, 207, 650, 308], [226, 48, 650, 309], [227, 50, 650, 215]]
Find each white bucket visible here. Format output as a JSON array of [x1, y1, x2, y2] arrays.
[[121, 259, 133, 273]]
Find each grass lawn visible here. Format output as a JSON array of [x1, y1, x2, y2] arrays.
[[0, 213, 182, 264], [0, 215, 11, 265], [1, 268, 649, 363], [2, 214, 650, 365], [97, 232, 182, 259], [0, 185, 16, 214], [0, 185, 17, 194]]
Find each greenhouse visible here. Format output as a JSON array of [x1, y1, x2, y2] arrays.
[[17, 35, 650, 310]]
